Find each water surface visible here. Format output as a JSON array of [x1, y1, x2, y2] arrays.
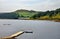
[[0, 19, 60, 39]]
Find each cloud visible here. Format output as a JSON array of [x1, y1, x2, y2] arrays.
[[0, 0, 60, 12], [28, 0, 60, 11]]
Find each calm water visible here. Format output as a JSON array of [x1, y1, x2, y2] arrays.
[[0, 19, 60, 39]]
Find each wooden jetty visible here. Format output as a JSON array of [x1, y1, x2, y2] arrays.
[[0, 31, 33, 39]]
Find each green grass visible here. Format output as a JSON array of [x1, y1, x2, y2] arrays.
[[17, 12, 37, 18]]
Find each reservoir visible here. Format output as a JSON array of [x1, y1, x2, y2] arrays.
[[0, 19, 60, 39]]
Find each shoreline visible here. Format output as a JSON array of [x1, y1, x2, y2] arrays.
[[0, 19, 60, 22]]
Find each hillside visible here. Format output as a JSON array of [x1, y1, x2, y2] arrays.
[[15, 9, 38, 19], [15, 8, 60, 20], [0, 8, 60, 21], [32, 8, 60, 20]]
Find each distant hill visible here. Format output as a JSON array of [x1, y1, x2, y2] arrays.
[[0, 8, 60, 20], [31, 8, 60, 20], [15, 8, 60, 20]]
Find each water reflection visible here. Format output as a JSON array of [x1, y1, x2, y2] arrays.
[[0, 20, 60, 39], [3, 24, 11, 25]]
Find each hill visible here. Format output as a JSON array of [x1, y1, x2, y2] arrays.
[[15, 9, 38, 19], [15, 8, 60, 20], [31, 8, 60, 20], [0, 8, 60, 21]]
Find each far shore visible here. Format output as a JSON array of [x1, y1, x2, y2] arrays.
[[0, 19, 60, 22]]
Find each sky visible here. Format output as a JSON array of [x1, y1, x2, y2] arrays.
[[0, 0, 60, 12]]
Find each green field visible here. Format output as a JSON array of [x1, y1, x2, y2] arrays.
[[15, 10, 38, 18]]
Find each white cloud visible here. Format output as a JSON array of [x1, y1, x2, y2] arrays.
[[0, 0, 60, 12], [28, 0, 60, 11]]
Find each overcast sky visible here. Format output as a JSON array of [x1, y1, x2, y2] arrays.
[[0, 0, 60, 12]]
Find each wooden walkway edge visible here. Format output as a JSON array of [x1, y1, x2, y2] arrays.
[[0, 31, 33, 39]]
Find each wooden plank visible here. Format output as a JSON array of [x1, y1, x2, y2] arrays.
[[0, 31, 24, 39]]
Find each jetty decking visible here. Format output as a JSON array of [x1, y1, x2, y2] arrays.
[[0, 31, 33, 39]]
